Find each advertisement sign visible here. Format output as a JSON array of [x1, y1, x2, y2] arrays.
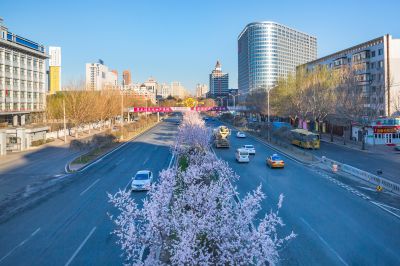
[[373, 126, 399, 134]]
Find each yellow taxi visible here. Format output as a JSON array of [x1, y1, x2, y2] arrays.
[[266, 154, 285, 168]]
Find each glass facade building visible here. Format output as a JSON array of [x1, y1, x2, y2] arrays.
[[238, 21, 317, 99]]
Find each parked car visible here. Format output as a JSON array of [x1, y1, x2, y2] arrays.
[[236, 131, 246, 138], [236, 148, 250, 163], [395, 144, 400, 151], [131, 170, 153, 191], [266, 154, 285, 168], [242, 144, 256, 155]]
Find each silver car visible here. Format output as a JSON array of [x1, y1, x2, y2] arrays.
[[242, 144, 256, 155], [131, 170, 153, 191]]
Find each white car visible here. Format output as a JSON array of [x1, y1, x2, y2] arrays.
[[235, 148, 250, 163], [131, 170, 153, 191], [236, 131, 246, 138], [242, 144, 255, 155]]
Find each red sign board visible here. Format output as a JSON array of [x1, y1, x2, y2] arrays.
[[373, 126, 399, 134], [128, 106, 228, 113]]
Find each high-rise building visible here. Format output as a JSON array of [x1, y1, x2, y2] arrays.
[[0, 18, 47, 126], [157, 83, 172, 99], [122, 70, 131, 85], [85, 62, 118, 90], [111, 70, 118, 83], [171, 81, 189, 99], [195, 83, 208, 98], [48, 46, 61, 94], [209, 60, 229, 99], [302, 34, 400, 117], [238, 21, 317, 98]]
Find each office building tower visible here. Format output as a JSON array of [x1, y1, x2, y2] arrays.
[[85, 62, 118, 90], [123, 70, 131, 85], [209, 60, 229, 99], [48, 46, 61, 94], [238, 21, 317, 99]]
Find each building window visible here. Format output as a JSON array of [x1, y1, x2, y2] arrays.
[[371, 51, 375, 57], [378, 49, 383, 55]]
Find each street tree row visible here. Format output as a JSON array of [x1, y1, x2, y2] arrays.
[[46, 89, 153, 136], [246, 65, 386, 133]]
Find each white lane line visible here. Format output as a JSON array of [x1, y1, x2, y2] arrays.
[[65, 226, 96, 266], [115, 158, 125, 165], [142, 156, 150, 166], [300, 218, 348, 266], [371, 201, 400, 220], [168, 153, 175, 168], [80, 179, 100, 196], [0, 227, 41, 263]]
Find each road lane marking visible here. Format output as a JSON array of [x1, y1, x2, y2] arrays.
[[300, 218, 348, 266], [0, 227, 41, 263], [65, 226, 96, 266], [80, 179, 100, 196], [142, 156, 150, 166], [115, 158, 125, 165], [371, 201, 400, 220]]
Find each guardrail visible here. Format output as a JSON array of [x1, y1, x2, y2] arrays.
[[321, 156, 400, 195]]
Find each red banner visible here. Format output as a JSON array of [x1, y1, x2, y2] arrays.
[[127, 106, 228, 113]]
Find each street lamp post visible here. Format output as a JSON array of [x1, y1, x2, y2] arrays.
[[228, 93, 236, 109], [263, 85, 277, 142]]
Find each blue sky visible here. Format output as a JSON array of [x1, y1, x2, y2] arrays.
[[2, 0, 400, 92]]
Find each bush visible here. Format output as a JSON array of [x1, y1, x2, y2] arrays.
[[31, 138, 53, 146], [70, 134, 116, 150]]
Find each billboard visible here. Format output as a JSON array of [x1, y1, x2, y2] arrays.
[[49, 46, 61, 67], [49, 66, 61, 94], [127, 106, 229, 113]]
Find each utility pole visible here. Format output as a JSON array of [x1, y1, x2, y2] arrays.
[[63, 98, 67, 143], [121, 92, 124, 125], [267, 88, 270, 141]]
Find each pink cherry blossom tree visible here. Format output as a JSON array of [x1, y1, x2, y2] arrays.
[[109, 111, 295, 265]]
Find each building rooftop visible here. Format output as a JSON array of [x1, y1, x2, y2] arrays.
[[0, 18, 46, 56], [238, 21, 317, 40]]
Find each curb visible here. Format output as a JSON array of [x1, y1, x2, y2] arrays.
[[65, 122, 161, 174]]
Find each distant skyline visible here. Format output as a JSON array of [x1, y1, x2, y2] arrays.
[[2, 0, 400, 93]]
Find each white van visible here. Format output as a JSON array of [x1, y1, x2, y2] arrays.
[[236, 148, 250, 163]]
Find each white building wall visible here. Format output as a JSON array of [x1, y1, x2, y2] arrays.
[[0, 25, 47, 118], [85, 62, 117, 90]]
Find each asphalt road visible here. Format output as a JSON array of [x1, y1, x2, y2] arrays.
[[0, 119, 177, 266], [1, 117, 399, 265], [208, 120, 400, 266], [0, 143, 82, 203]]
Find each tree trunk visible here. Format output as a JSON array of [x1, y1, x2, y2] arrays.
[[343, 126, 346, 145], [330, 123, 334, 142]]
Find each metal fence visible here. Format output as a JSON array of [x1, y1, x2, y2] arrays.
[[321, 156, 400, 195]]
